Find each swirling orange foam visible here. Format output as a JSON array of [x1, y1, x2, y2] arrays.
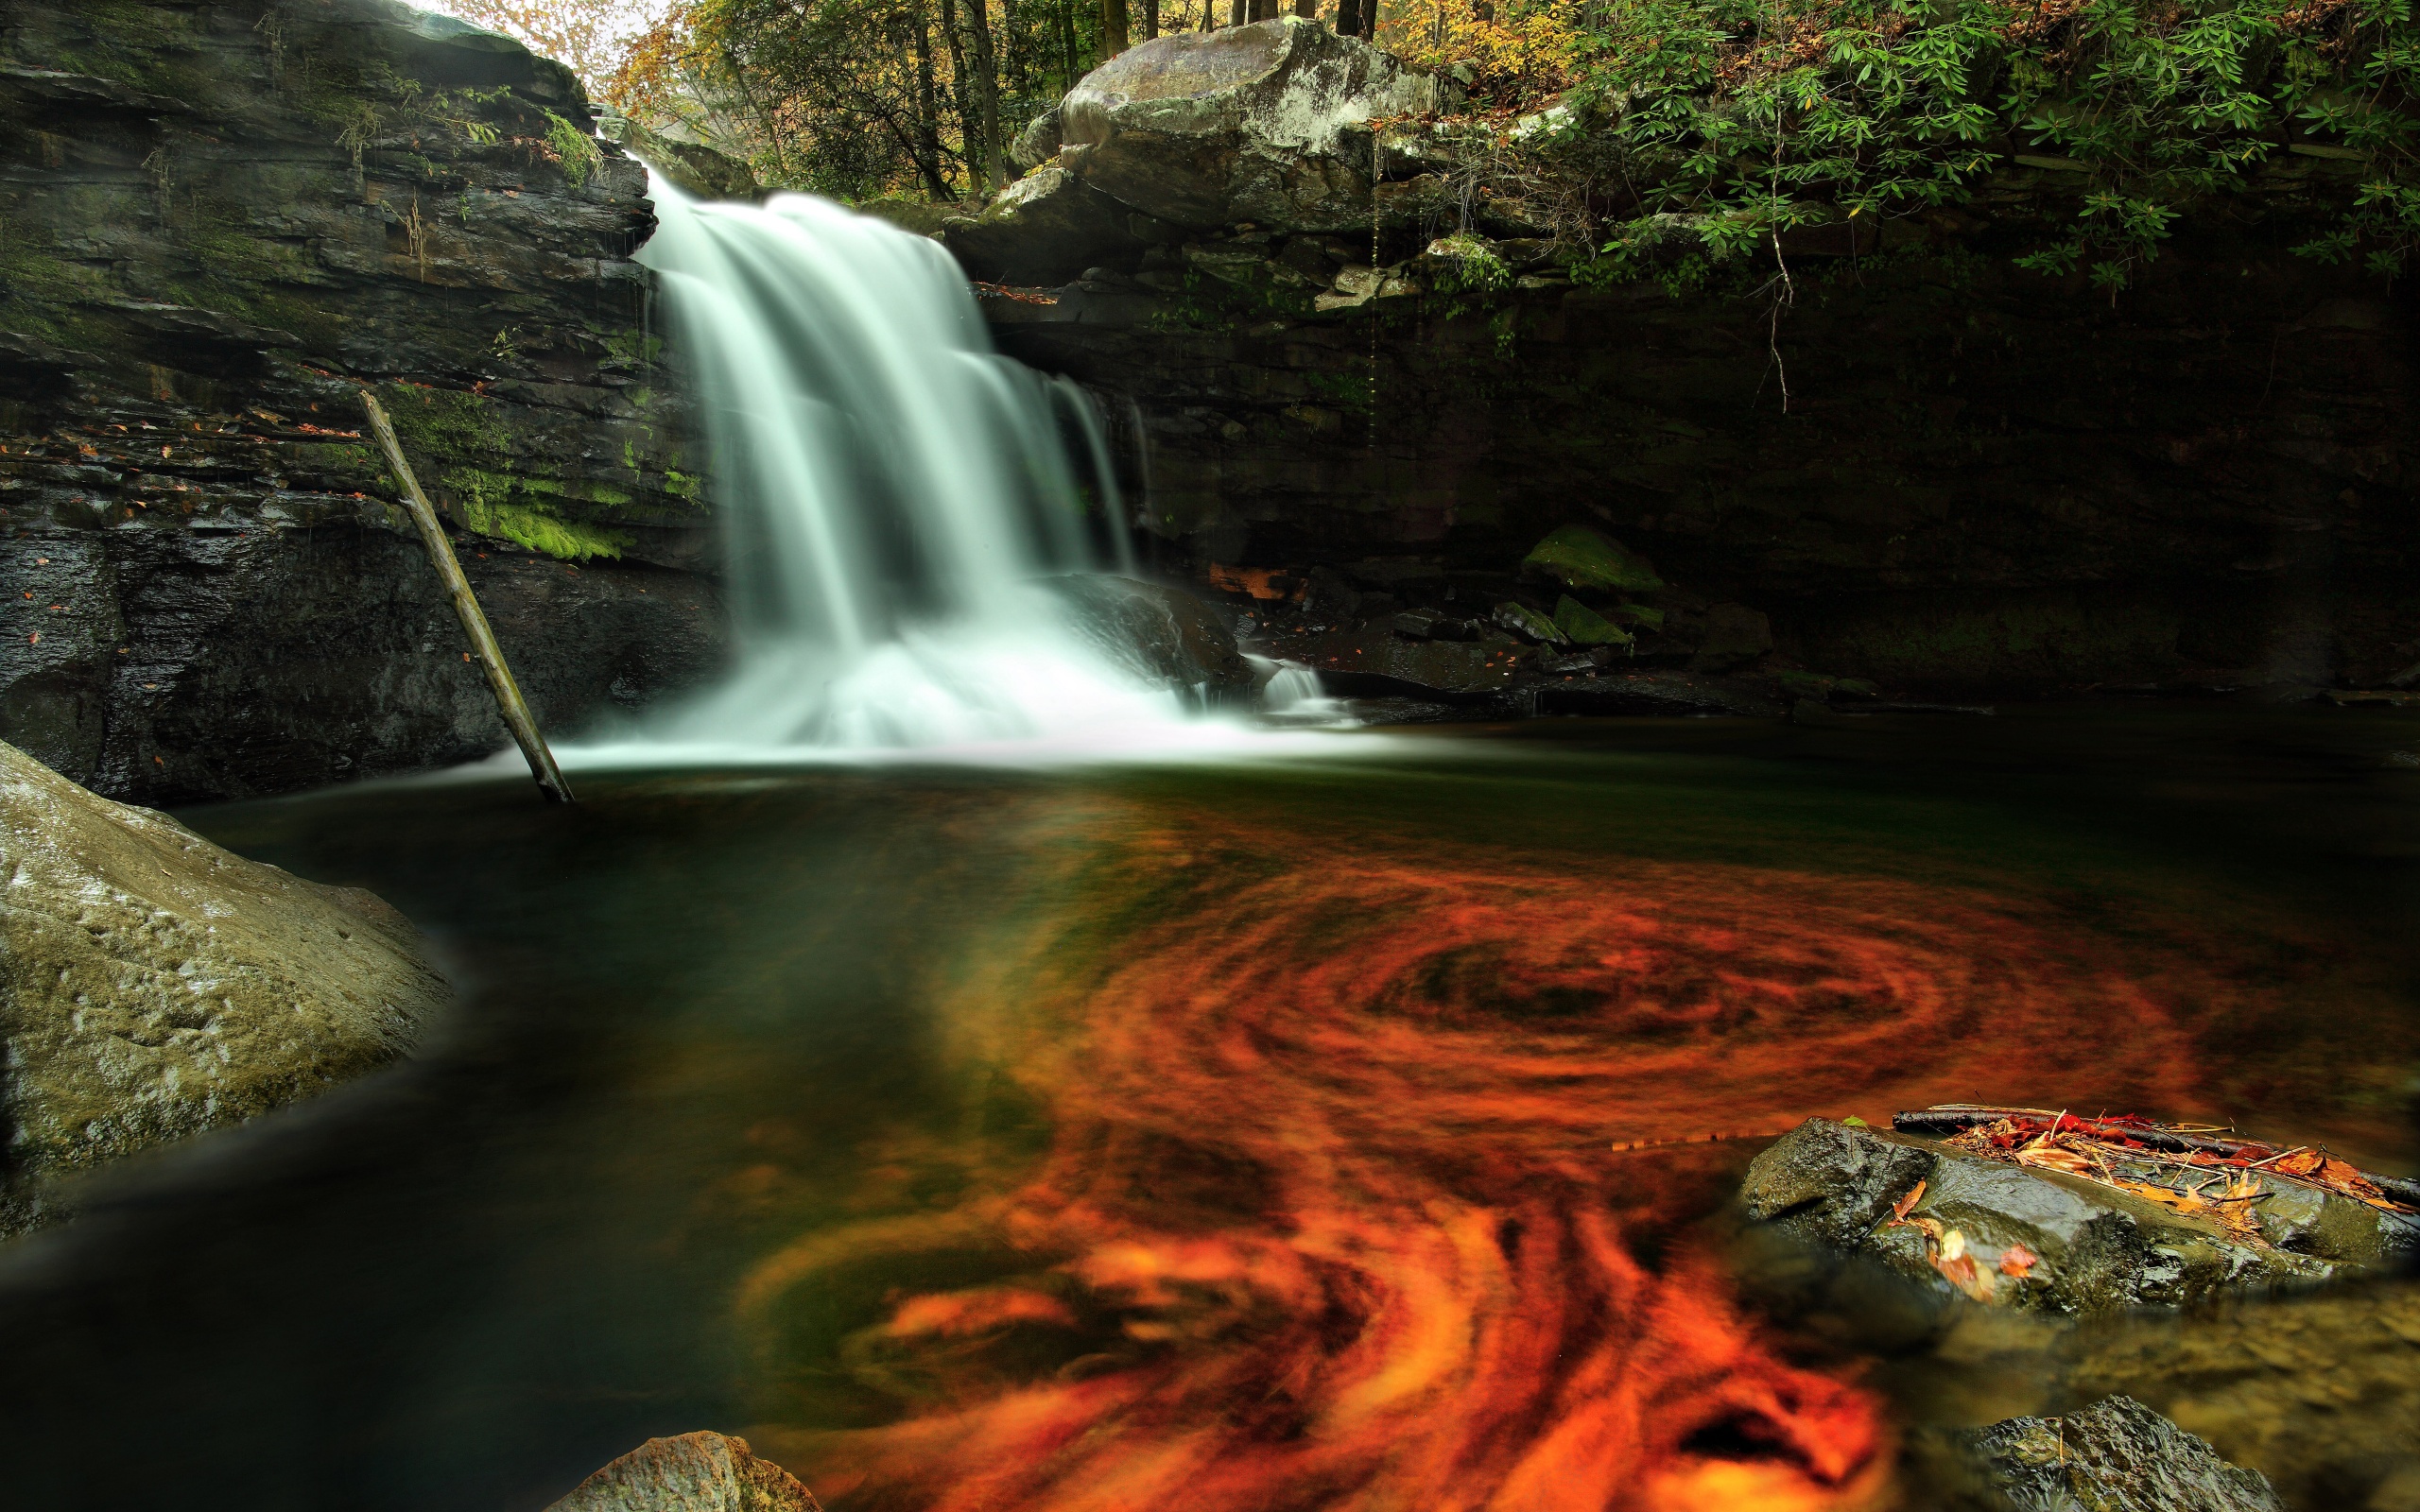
[[747, 822, 2226, 1511]]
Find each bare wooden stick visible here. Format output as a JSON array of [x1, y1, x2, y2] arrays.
[[360, 391, 576, 804]]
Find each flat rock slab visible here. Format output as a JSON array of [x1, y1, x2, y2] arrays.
[[1962, 1395, 2285, 1512], [0, 741, 450, 1236], [545, 1432, 820, 1512], [1738, 1118, 2417, 1313]]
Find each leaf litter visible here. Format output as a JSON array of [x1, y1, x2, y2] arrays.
[[1872, 1105, 2415, 1301]]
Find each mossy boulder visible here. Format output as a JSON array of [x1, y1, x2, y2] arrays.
[[1523, 526, 1665, 594], [1552, 594, 1632, 646]]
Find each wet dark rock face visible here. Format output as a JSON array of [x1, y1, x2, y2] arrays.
[[0, 0, 721, 803], [992, 244, 2420, 696], [9, 525, 724, 803], [1953, 1396, 2287, 1512], [954, 26, 2420, 697]]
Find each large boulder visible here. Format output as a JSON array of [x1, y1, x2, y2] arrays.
[[544, 1432, 820, 1512], [0, 742, 451, 1237], [1956, 1396, 2286, 1512], [1058, 18, 1446, 232], [1737, 1118, 2408, 1314]]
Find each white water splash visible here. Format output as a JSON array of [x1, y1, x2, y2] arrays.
[[605, 185, 1190, 756]]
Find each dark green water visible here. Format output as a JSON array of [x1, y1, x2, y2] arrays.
[[2, 707, 2414, 1511]]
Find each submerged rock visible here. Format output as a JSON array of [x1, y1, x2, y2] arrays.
[[1958, 1395, 2286, 1512], [0, 742, 451, 1239], [544, 1432, 820, 1512], [1057, 19, 1445, 232], [1043, 575, 1253, 703], [1737, 1118, 2403, 1313]]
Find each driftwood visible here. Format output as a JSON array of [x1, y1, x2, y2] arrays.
[[360, 392, 575, 805]]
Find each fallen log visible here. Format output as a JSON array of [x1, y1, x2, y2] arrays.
[[360, 391, 575, 805]]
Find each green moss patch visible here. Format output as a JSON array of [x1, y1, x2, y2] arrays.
[[1525, 524, 1665, 593]]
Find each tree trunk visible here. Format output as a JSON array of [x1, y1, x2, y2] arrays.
[[1291, 0, 1315, 14], [1336, 0, 1359, 31], [941, 0, 984, 194], [1229, 0, 1247, 25], [1142, 0, 1159, 39], [908, 7, 956, 199], [1002, 0, 1030, 93], [965, 0, 1008, 189], [1062, 0, 1079, 88], [1101, 0, 1130, 55]]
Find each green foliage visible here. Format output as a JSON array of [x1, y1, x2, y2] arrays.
[[1524, 524, 1666, 592], [544, 109, 603, 187], [1429, 232, 1515, 294], [1571, 0, 2420, 288]]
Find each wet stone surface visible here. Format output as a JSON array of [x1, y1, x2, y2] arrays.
[[1950, 1395, 2287, 1512], [1737, 1118, 2417, 1314]]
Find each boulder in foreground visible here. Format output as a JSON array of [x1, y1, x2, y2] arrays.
[[0, 742, 451, 1237], [1737, 1117, 2420, 1313], [1957, 1395, 2285, 1512], [544, 1432, 821, 1512]]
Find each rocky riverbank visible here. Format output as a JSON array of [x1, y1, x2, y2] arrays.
[[0, 0, 724, 804]]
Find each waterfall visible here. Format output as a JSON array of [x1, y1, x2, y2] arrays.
[[629, 185, 1184, 748]]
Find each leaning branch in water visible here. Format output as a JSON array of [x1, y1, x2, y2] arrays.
[[360, 390, 576, 806]]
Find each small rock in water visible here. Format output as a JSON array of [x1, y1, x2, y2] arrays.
[[1957, 1395, 2285, 1512], [1736, 1118, 2408, 1314], [544, 1432, 821, 1512]]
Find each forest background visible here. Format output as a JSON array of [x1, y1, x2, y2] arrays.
[[422, 0, 2420, 298]]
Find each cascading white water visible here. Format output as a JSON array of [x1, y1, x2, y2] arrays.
[[630, 184, 1180, 749]]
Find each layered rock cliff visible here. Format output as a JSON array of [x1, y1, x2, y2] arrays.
[[970, 21, 2420, 697], [0, 0, 723, 803]]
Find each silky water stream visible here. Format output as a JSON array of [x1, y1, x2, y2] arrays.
[[3, 710, 2417, 1511]]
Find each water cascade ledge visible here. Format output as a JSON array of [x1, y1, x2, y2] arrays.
[[581, 187, 1257, 760]]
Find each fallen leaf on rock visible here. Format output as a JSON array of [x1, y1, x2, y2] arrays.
[[1997, 1243, 2039, 1279], [1879, 1179, 1926, 1231], [1933, 1236, 1996, 1302]]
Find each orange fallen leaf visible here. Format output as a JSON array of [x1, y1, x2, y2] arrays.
[[1880, 1179, 1927, 1229], [1997, 1243, 2039, 1279], [1933, 1238, 1996, 1302]]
